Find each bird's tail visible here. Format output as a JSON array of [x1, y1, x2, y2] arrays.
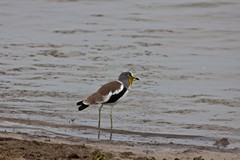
[[77, 100, 89, 111]]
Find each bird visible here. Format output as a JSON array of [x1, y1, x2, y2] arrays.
[[77, 71, 139, 139]]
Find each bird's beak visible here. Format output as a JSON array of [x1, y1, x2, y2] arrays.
[[132, 76, 139, 81], [129, 75, 139, 87]]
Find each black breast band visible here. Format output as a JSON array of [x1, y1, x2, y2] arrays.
[[105, 87, 127, 104]]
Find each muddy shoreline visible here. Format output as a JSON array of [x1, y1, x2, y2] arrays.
[[0, 132, 240, 160]]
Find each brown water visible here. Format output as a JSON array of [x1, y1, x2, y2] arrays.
[[0, 0, 240, 149]]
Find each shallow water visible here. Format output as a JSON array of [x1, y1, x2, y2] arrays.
[[0, 0, 240, 149]]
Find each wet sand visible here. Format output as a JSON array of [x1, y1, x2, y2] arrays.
[[0, 0, 240, 159]]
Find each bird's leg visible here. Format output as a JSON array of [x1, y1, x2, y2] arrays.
[[110, 105, 113, 140], [98, 104, 103, 139], [110, 105, 114, 129]]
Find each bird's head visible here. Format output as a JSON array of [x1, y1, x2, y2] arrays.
[[119, 71, 139, 87]]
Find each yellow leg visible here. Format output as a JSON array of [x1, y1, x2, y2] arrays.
[[110, 105, 113, 140], [98, 104, 103, 139]]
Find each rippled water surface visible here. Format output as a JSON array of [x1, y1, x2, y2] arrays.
[[0, 0, 240, 149]]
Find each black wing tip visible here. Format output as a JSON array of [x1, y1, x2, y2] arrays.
[[78, 105, 89, 111], [76, 101, 83, 106], [77, 101, 89, 111]]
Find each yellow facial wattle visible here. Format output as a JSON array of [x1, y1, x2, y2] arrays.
[[128, 76, 139, 87], [128, 77, 133, 87]]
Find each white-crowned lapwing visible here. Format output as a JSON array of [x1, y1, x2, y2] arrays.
[[77, 71, 139, 139]]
